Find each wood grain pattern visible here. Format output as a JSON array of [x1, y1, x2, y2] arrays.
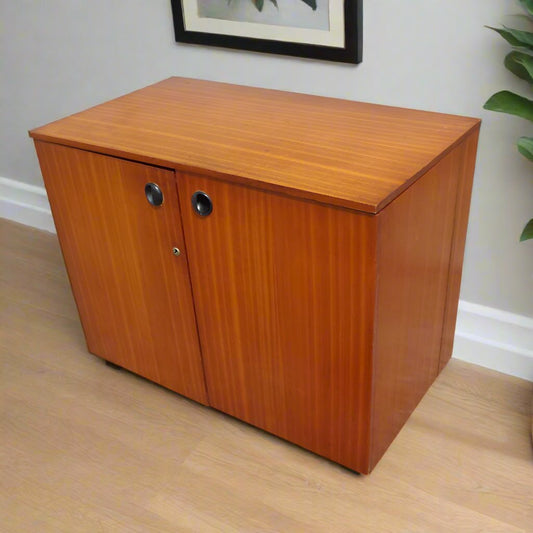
[[178, 174, 377, 473], [2, 219, 532, 532], [29, 77, 481, 213], [369, 140, 469, 470], [439, 130, 480, 371], [34, 141, 208, 404], [28, 79, 482, 475]]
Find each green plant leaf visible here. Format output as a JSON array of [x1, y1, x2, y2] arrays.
[[517, 136, 533, 160], [484, 90, 533, 120], [503, 26, 533, 46], [519, 0, 533, 18], [300, 0, 317, 10], [486, 26, 533, 50], [252, 0, 264, 11], [505, 51, 533, 82], [519, 218, 533, 241]]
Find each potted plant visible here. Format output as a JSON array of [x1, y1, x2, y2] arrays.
[[484, 0, 533, 241]]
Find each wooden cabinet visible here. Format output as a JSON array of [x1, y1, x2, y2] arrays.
[[30, 77, 480, 474]]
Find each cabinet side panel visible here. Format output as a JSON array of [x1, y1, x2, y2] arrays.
[[179, 176, 377, 473], [370, 146, 463, 470], [438, 130, 480, 371], [34, 141, 208, 404]]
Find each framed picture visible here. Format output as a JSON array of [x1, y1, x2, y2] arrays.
[[170, 0, 362, 63]]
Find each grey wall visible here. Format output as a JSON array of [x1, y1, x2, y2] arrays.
[[1, 0, 532, 316]]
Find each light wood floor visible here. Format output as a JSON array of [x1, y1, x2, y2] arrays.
[[1, 218, 532, 532]]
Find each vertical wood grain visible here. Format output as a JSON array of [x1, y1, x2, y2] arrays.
[[438, 130, 480, 371], [369, 145, 464, 471], [179, 175, 377, 473], [28, 79, 482, 475], [34, 141, 208, 404]]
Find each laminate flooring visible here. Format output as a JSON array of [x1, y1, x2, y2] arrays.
[[1, 218, 531, 532]]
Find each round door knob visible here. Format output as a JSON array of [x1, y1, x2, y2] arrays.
[[191, 191, 213, 217], [145, 183, 163, 206], [172, 247, 181, 257]]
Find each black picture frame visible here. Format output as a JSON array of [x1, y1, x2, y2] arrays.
[[170, 0, 362, 64]]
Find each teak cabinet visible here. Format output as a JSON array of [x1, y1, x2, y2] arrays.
[[30, 77, 480, 474]]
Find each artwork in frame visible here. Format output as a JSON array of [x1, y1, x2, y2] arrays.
[[170, 0, 362, 63]]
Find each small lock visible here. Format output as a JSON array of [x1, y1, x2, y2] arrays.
[[172, 247, 181, 257]]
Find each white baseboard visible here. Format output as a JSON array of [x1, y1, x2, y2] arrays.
[[0, 176, 55, 233], [1, 176, 532, 381], [453, 301, 533, 381]]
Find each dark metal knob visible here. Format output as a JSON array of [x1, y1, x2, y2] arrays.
[[145, 183, 163, 207], [191, 191, 213, 217]]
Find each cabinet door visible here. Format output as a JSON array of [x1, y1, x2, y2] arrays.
[[35, 142, 207, 404], [179, 174, 377, 472]]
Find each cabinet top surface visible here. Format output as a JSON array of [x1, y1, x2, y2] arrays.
[[30, 77, 480, 213]]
